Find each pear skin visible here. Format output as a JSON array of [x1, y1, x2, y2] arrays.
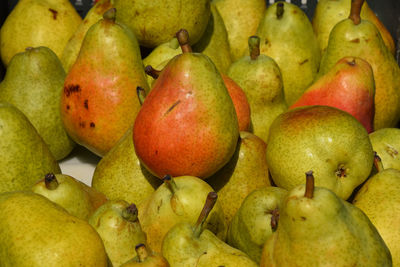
[[369, 128, 400, 171], [120, 244, 169, 267]]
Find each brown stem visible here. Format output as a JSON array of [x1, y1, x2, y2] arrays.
[[145, 65, 161, 79], [270, 208, 280, 231], [163, 175, 178, 194], [44, 173, 59, 190], [304, 171, 314, 199], [373, 151, 384, 173], [121, 203, 138, 222], [248, 36, 260, 60], [194, 192, 218, 238], [136, 86, 146, 106], [176, 29, 192, 53], [135, 243, 149, 262], [348, 0, 364, 25], [276, 2, 284, 19]]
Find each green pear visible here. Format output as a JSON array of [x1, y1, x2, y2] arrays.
[[213, 0, 266, 61], [227, 186, 287, 263], [0, 191, 108, 266], [0, 0, 82, 66], [207, 131, 271, 224], [0, 46, 75, 160], [31, 173, 107, 220], [0, 102, 60, 193], [162, 192, 258, 267], [266, 105, 374, 200], [227, 36, 287, 143], [138, 175, 227, 253], [61, 0, 114, 72], [89, 200, 147, 266], [113, 0, 210, 48], [256, 1, 321, 106], [92, 128, 162, 206], [318, 0, 400, 130], [121, 244, 169, 267], [369, 128, 400, 171]]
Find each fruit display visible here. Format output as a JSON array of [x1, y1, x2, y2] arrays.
[[0, 0, 399, 265]]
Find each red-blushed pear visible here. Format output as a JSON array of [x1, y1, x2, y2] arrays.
[[133, 29, 239, 179], [290, 56, 375, 133]]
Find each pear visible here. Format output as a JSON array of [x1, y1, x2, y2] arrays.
[[92, 128, 162, 206], [61, 8, 150, 157], [369, 128, 400, 171], [0, 191, 108, 266], [61, 0, 114, 72], [0, 0, 82, 66], [318, 0, 400, 130], [207, 131, 270, 224], [260, 171, 392, 266], [290, 56, 375, 133], [256, 1, 321, 106], [133, 29, 239, 179], [113, 0, 210, 48], [227, 36, 287, 143], [0, 46, 75, 160], [266, 105, 374, 200], [138, 175, 227, 253], [227, 186, 287, 263], [213, 0, 266, 61], [162, 192, 258, 267], [31, 173, 107, 220], [0, 102, 60, 193], [89, 200, 148, 266], [121, 244, 169, 267], [312, 0, 396, 56], [353, 155, 400, 266]]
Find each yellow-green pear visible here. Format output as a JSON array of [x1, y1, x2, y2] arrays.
[[369, 128, 400, 171], [121, 244, 169, 267], [0, 0, 82, 66]]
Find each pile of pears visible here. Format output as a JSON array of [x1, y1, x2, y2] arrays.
[[1, 0, 400, 265]]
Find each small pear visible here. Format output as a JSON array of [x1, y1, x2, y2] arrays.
[[369, 128, 400, 171], [121, 244, 169, 267]]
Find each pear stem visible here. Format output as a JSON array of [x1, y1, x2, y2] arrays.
[[44, 173, 59, 190], [373, 151, 384, 173], [304, 171, 314, 199], [276, 2, 284, 19], [135, 243, 149, 262], [270, 208, 280, 231], [248, 36, 260, 60], [349, 0, 364, 25], [163, 175, 179, 194], [136, 86, 146, 106], [145, 65, 161, 79], [193, 192, 218, 238], [121, 203, 138, 222], [176, 29, 192, 53]]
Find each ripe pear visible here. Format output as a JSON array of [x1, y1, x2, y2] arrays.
[[369, 128, 400, 171], [61, 0, 114, 72], [312, 0, 396, 56], [113, 0, 210, 48], [256, 1, 321, 106], [121, 244, 169, 267], [0, 102, 60, 193], [138, 175, 227, 253], [0, 0, 82, 66], [162, 192, 258, 267], [61, 8, 150, 157], [207, 131, 270, 224], [266, 105, 374, 200], [0, 191, 108, 266], [213, 0, 266, 61], [92, 128, 162, 206], [0, 46, 75, 160], [260, 172, 392, 266], [89, 200, 148, 267], [32, 173, 107, 220], [318, 0, 400, 130], [290, 56, 375, 133], [133, 29, 239, 179], [227, 36, 287, 143]]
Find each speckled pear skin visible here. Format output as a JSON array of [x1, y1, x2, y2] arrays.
[[353, 168, 400, 267], [256, 1, 320, 106], [113, 0, 211, 48], [266, 105, 374, 200], [318, 18, 400, 130], [61, 0, 114, 72], [0, 46, 75, 160], [312, 0, 395, 56], [121, 245, 169, 267], [92, 128, 162, 206], [61, 10, 150, 157], [0, 0, 82, 66], [0, 191, 108, 266], [227, 186, 287, 263], [227, 52, 287, 143], [260, 184, 392, 267], [0, 102, 60, 193], [369, 128, 400, 171], [133, 51, 239, 179]]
